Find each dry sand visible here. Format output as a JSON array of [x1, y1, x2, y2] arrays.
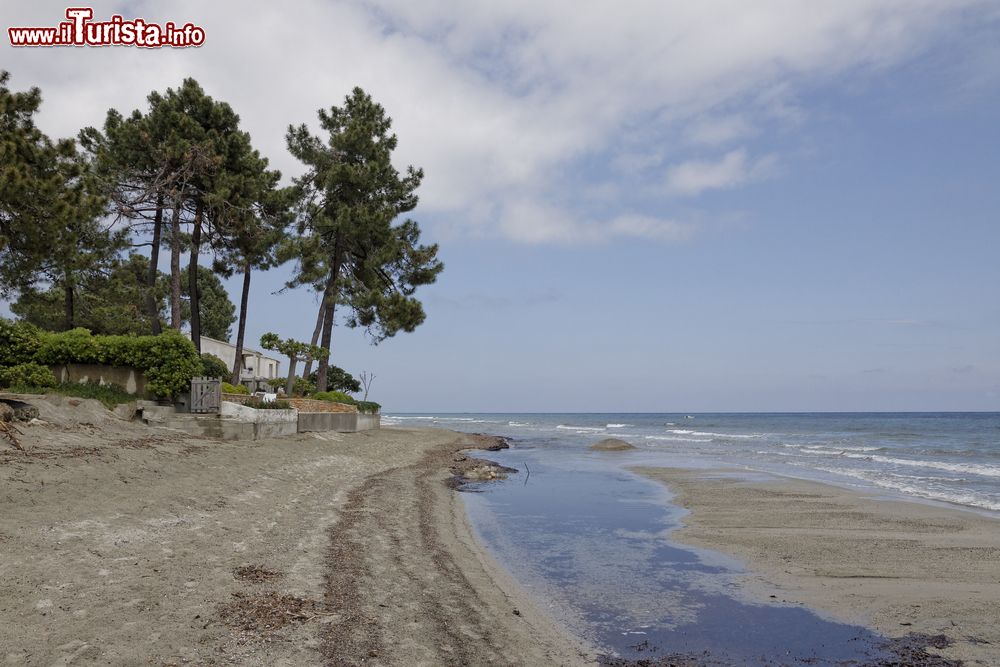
[[634, 467, 1000, 666], [0, 395, 592, 666]]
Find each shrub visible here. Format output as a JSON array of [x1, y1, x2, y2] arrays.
[[221, 381, 250, 395], [244, 397, 292, 410], [200, 353, 230, 379], [0, 362, 57, 388], [34, 327, 101, 365], [355, 400, 381, 414], [292, 375, 315, 397], [134, 331, 203, 398], [0, 318, 43, 367], [311, 390, 357, 405], [31, 328, 200, 399]]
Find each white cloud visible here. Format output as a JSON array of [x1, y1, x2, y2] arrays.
[[688, 115, 756, 146], [665, 149, 777, 196], [1, 0, 992, 244], [500, 200, 697, 244]]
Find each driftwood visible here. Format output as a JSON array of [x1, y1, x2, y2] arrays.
[[0, 421, 24, 451]]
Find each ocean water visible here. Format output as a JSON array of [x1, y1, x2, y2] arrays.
[[383, 412, 1000, 513], [384, 413, 999, 662]]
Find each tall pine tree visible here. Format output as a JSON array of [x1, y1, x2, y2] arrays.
[[286, 88, 443, 391]]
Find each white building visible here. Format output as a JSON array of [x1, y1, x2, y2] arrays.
[[186, 334, 282, 384]]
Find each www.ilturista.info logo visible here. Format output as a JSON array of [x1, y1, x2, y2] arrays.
[[8, 7, 205, 48]]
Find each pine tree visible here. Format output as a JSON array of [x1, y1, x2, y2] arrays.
[[286, 88, 443, 391], [0, 71, 119, 325]]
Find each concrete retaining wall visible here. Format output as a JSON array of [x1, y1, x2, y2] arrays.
[[356, 412, 381, 431], [297, 411, 380, 433], [51, 364, 146, 395], [221, 401, 298, 439]]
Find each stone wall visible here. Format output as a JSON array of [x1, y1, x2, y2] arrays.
[[286, 398, 356, 413], [51, 364, 146, 395]]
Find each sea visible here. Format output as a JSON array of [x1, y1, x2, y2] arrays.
[[383, 412, 1000, 513], [382, 412, 1000, 664]]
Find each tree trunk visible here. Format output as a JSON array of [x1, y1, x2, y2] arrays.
[[63, 275, 74, 331], [315, 243, 342, 392], [231, 261, 252, 385], [284, 356, 297, 397], [146, 193, 164, 335], [301, 297, 326, 380], [188, 200, 204, 353], [169, 201, 182, 329]]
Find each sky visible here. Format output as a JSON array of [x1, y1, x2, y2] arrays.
[[2, 0, 999, 412]]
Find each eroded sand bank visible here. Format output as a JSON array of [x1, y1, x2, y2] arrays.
[[0, 396, 590, 666], [634, 467, 1000, 666]]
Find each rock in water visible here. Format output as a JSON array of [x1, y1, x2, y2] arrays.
[[590, 438, 637, 451]]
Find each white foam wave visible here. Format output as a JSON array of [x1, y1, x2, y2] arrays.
[[838, 453, 1000, 478], [645, 435, 713, 443], [556, 425, 604, 432], [813, 466, 1000, 512], [667, 429, 759, 439], [607, 424, 631, 428]]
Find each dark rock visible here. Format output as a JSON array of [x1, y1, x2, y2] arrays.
[[590, 438, 637, 451]]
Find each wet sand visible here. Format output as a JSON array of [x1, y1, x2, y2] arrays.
[[634, 467, 1000, 666], [0, 395, 590, 666]]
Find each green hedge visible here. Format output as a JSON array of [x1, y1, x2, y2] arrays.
[[311, 390, 355, 404], [200, 353, 230, 379], [244, 397, 292, 410], [0, 362, 57, 388], [0, 320, 43, 367], [0, 320, 201, 398], [311, 390, 380, 414], [221, 381, 249, 395]]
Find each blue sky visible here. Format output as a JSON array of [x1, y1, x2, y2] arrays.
[[3, 1, 999, 411]]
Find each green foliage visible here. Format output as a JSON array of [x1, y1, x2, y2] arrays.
[[221, 381, 249, 395], [1, 71, 116, 304], [34, 328, 100, 365], [259, 333, 326, 363], [311, 390, 356, 405], [243, 397, 292, 410], [322, 367, 360, 394], [133, 331, 204, 398], [0, 318, 43, 366], [309, 390, 380, 413], [0, 362, 56, 388], [181, 264, 237, 341], [285, 87, 443, 391], [11, 253, 169, 335], [4, 381, 134, 408], [292, 375, 314, 397], [30, 328, 199, 398], [200, 353, 230, 379]]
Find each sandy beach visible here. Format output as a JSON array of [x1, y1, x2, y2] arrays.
[[0, 396, 590, 666], [634, 467, 1000, 666]]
